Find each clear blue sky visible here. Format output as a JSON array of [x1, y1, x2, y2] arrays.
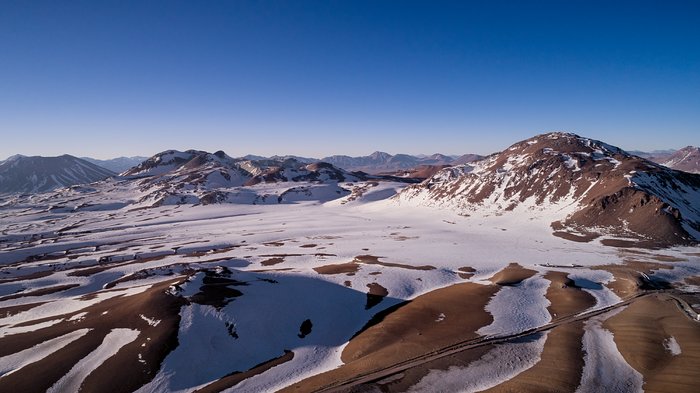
[[1, 0, 698, 159]]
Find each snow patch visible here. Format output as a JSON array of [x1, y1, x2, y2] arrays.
[[664, 336, 681, 356], [407, 332, 548, 393], [477, 274, 551, 337], [576, 307, 643, 393], [140, 314, 161, 327]]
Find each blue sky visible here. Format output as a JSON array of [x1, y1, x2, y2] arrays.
[[1, 0, 698, 159]]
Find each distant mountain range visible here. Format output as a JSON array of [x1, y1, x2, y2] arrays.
[[81, 156, 149, 173], [0, 154, 115, 194], [630, 147, 700, 173], [3, 144, 697, 197], [76, 152, 481, 175], [318, 152, 483, 173], [73, 148, 700, 175]]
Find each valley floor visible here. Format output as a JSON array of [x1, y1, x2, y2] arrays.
[[0, 183, 699, 392]]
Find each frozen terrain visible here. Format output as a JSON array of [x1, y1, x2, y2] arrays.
[[1, 134, 699, 392]]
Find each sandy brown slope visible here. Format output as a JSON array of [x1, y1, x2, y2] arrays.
[[481, 271, 597, 393], [604, 294, 700, 393], [306, 268, 601, 393], [593, 261, 672, 298], [544, 271, 597, 318], [282, 282, 498, 392], [482, 321, 586, 393], [487, 263, 536, 286]]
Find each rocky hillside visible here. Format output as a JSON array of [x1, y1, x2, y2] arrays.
[[122, 149, 371, 207], [656, 146, 700, 174], [396, 132, 700, 246], [0, 155, 115, 194]]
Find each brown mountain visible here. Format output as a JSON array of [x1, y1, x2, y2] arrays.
[[656, 146, 700, 174], [397, 132, 700, 247]]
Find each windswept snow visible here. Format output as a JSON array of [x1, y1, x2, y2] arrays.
[[47, 328, 140, 393], [0, 328, 91, 377], [567, 269, 622, 312], [576, 307, 643, 393], [477, 274, 551, 337], [139, 314, 161, 327], [0, 285, 151, 338], [407, 332, 549, 393]]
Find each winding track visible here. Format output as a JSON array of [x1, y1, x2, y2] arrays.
[[315, 289, 697, 393]]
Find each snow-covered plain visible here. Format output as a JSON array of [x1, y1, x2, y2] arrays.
[[1, 180, 697, 392]]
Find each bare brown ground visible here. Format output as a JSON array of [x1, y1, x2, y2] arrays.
[[0, 278, 186, 393], [259, 253, 304, 257], [366, 283, 388, 297], [355, 255, 435, 271], [104, 264, 190, 289], [685, 276, 700, 286], [482, 321, 586, 393], [194, 351, 295, 393], [0, 284, 79, 302], [551, 230, 598, 243], [313, 262, 361, 275], [487, 263, 537, 286], [263, 241, 285, 247], [248, 268, 294, 273], [195, 257, 242, 265], [365, 283, 389, 310], [185, 245, 240, 257], [457, 266, 475, 279], [67, 254, 169, 277], [593, 261, 671, 298], [604, 294, 700, 393], [0, 270, 54, 284], [0, 301, 48, 318], [282, 282, 497, 393], [261, 257, 285, 266], [313, 255, 435, 275], [544, 271, 596, 318], [649, 254, 687, 262], [364, 345, 493, 392]]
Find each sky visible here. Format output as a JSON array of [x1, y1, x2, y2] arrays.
[[1, 0, 698, 160]]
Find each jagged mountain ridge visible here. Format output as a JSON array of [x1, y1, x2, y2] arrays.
[[121, 149, 375, 206], [141, 151, 483, 175], [0, 155, 115, 194], [120, 151, 480, 176], [123, 149, 363, 184], [396, 132, 700, 246]]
